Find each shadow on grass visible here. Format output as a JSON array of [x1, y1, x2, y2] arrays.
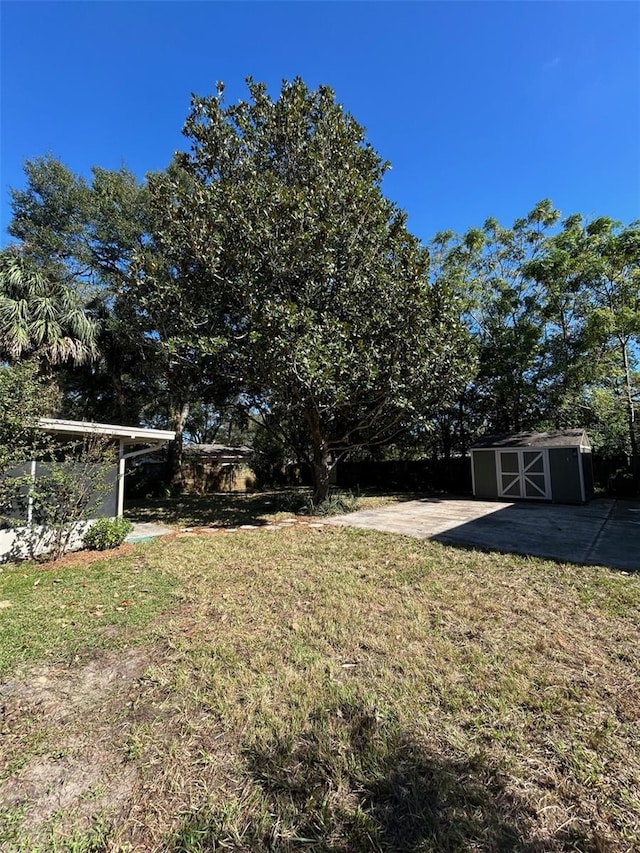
[[124, 490, 436, 529], [168, 698, 596, 852], [124, 490, 311, 528]]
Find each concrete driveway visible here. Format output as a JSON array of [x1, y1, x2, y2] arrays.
[[327, 498, 640, 571]]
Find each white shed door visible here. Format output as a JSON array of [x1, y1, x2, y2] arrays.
[[497, 449, 550, 500]]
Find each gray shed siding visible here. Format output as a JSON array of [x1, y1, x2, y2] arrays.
[[34, 462, 119, 519], [548, 448, 583, 504], [470, 430, 592, 504], [472, 450, 498, 498], [1, 464, 32, 525], [581, 452, 594, 501], [2, 463, 118, 527], [89, 464, 118, 517]]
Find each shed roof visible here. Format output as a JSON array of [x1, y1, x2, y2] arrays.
[[38, 417, 175, 445], [184, 443, 252, 459], [471, 429, 590, 450]]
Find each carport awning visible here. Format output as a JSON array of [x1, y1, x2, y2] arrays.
[[37, 418, 176, 518], [38, 418, 175, 447]]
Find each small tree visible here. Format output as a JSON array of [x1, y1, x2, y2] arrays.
[[25, 434, 117, 560], [0, 361, 56, 527], [0, 362, 118, 560]]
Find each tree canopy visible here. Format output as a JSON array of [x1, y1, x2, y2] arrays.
[[429, 206, 639, 489], [0, 249, 98, 367], [3, 78, 639, 497], [156, 78, 471, 497]]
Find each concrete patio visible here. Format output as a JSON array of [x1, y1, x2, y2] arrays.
[[327, 498, 640, 571], [125, 521, 174, 543]]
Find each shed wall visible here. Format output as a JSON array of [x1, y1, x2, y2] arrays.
[[472, 450, 498, 498], [548, 448, 583, 503], [96, 465, 118, 517], [2, 464, 32, 524], [34, 462, 118, 519], [581, 452, 594, 501]]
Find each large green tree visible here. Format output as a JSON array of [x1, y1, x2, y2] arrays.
[[159, 78, 471, 499], [8, 157, 151, 421]]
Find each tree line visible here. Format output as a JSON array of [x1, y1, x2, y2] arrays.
[[1, 78, 638, 500]]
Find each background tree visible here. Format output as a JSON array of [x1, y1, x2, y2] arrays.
[[442, 202, 561, 440], [184, 400, 253, 447], [522, 214, 595, 431], [435, 203, 639, 493], [7, 157, 239, 485], [0, 248, 97, 369], [581, 219, 640, 486], [526, 215, 640, 487], [7, 157, 151, 421]]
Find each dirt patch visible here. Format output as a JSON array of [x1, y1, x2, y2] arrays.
[[0, 646, 157, 835], [1, 748, 137, 827], [1, 646, 152, 726], [31, 541, 139, 572], [176, 517, 329, 537]]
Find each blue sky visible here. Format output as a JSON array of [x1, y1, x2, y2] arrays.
[[1, 1, 639, 246]]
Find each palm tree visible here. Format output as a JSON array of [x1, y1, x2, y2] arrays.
[[0, 248, 98, 366]]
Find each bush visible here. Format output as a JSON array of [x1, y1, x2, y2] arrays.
[[83, 517, 133, 551], [609, 468, 637, 497], [304, 490, 360, 517]]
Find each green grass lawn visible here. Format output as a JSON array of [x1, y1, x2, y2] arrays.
[[0, 524, 638, 852]]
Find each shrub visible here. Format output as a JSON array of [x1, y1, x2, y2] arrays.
[[83, 517, 133, 551], [304, 490, 360, 516], [5, 434, 119, 561], [609, 468, 637, 497]]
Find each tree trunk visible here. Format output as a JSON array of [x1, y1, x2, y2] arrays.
[[441, 418, 452, 461], [305, 406, 330, 503], [112, 372, 127, 423], [165, 400, 190, 490], [621, 341, 639, 491], [458, 394, 467, 457]]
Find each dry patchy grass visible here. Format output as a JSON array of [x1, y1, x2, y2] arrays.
[[0, 526, 638, 851]]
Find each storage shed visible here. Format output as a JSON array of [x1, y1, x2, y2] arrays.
[[471, 430, 594, 504]]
